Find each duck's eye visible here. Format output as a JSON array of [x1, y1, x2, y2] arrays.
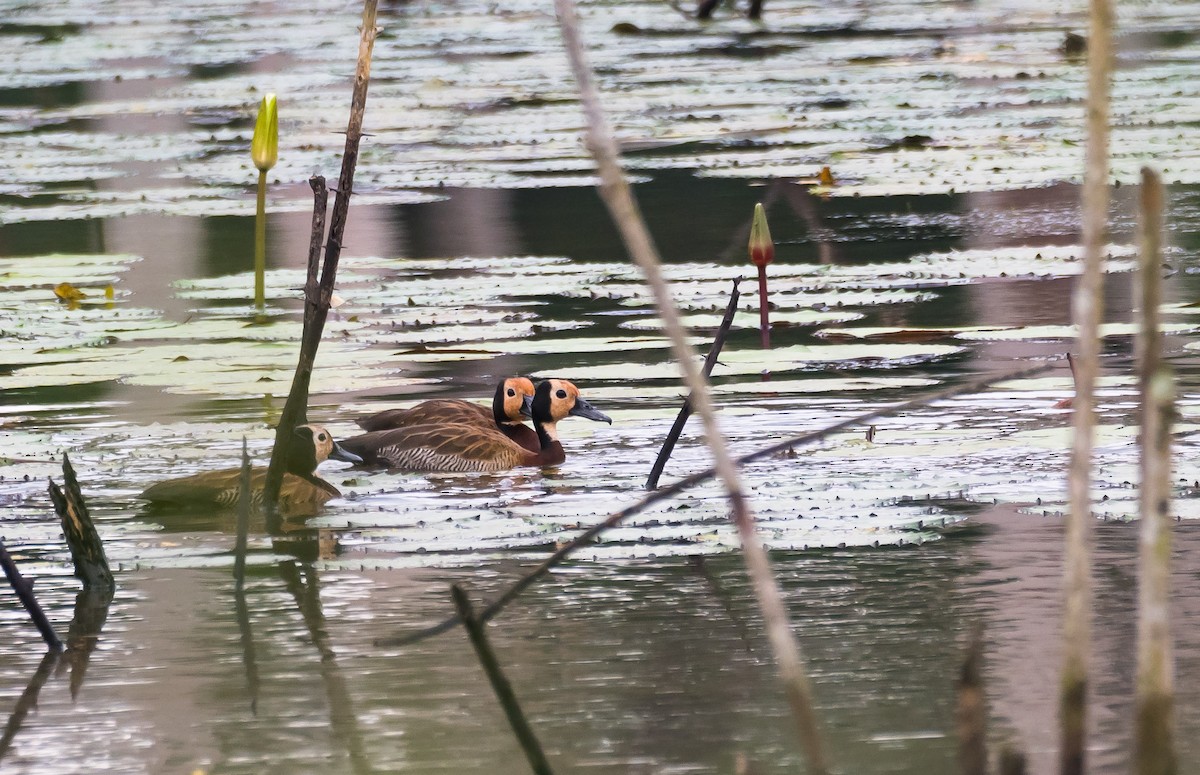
[[318, 433, 328, 442], [507, 388, 516, 397], [555, 389, 567, 399]]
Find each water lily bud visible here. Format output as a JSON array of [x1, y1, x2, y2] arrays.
[[251, 93, 278, 172], [748, 202, 774, 267]]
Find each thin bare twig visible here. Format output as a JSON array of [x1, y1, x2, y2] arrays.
[[234, 438, 252, 590], [1133, 166, 1176, 775], [1061, 0, 1113, 771], [452, 585, 555, 775], [264, 2, 378, 518], [646, 277, 741, 490], [553, 1, 827, 766], [376, 361, 1054, 648], [0, 541, 62, 652]]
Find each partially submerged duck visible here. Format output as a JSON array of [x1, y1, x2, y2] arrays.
[[140, 424, 362, 516], [357, 377, 538, 452], [339, 379, 611, 472]]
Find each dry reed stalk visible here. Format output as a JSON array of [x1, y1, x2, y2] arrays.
[[0, 541, 62, 652], [264, 2, 378, 514], [233, 438, 252, 590], [1061, 0, 1113, 771], [554, 1, 829, 767], [1132, 167, 1176, 775]]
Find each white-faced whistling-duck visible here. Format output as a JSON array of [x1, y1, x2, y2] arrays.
[[357, 377, 538, 452], [338, 379, 611, 472]]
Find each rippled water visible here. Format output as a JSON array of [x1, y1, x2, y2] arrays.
[[4, 0, 1200, 772]]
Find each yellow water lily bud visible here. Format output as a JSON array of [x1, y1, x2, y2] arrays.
[[748, 202, 774, 267], [251, 93, 278, 172]]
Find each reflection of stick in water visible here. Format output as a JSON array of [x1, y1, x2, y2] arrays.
[[64, 586, 114, 700], [279, 561, 373, 775], [646, 278, 741, 490], [955, 624, 987, 775], [0, 651, 60, 762], [451, 584, 554, 775]]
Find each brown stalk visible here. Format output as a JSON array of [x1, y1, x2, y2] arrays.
[[646, 277, 741, 490], [263, 2, 378, 519], [380, 360, 1053, 657], [452, 585, 555, 775], [1132, 167, 1176, 775], [553, 0, 828, 768], [1060, 0, 1112, 771]]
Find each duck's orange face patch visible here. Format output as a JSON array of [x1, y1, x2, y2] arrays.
[[502, 377, 536, 421], [546, 379, 581, 422]]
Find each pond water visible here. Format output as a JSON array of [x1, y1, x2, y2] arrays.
[[3, 0, 1200, 773]]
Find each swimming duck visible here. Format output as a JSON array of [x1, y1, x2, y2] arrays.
[[357, 377, 538, 453], [140, 424, 362, 516], [339, 379, 611, 472]]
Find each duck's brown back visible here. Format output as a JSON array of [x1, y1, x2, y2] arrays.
[[357, 400, 492, 432]]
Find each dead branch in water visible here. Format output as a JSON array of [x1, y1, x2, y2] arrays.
[[1061, 0, 1113, 770], [956, 624, 987, 775], [554, 0, 827, 767], [646, 277, 741, 490], [1133, 166, 1177, 775], [264, 1, 379, 521], [48, 454, 112, 590], [377, 361, 1054, 649], [452, 585, 555, 775], [0, 541, 63, 652]]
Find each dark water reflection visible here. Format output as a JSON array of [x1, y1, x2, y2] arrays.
[[3, 507, 1199, 773]]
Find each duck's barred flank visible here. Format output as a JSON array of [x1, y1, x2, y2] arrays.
[[374, 444, 513, 473]]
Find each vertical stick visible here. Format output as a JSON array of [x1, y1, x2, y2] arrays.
[[234, 437, 252, 590], [646, 277, 741, 490], [451, 585, 554, 775], [0, 542, 63, 652], [757, 266, 770, 349], [255, 169, 267, 313], [48, 454, 113, 590], [264, 0, 377, 515], [553, 3, 828, 771], [1060, 1, 1112, 772], [1133, 167, 1176, 775]]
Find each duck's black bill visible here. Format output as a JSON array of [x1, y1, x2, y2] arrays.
[[520, 394, 534, 418], [570, 397, 612, 424], [330, 441, 365, 464]]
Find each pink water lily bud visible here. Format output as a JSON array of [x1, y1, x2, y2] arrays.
[[748, 202, 774, 267]]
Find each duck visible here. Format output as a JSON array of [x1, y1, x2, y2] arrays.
[[338, 378, 611, 472], [357, 377, 538, 453], [140, 424, 362, 516]]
